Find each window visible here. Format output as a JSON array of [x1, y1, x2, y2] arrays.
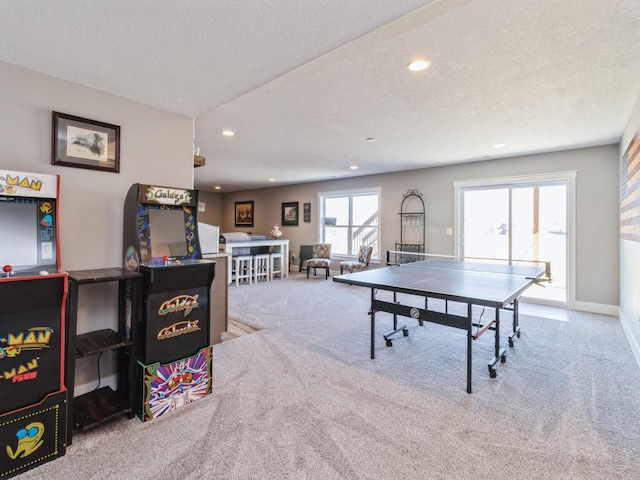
[[318, 188, 380, 259]]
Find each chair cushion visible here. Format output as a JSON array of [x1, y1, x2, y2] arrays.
[[307, 258, 331, 268], [340, 261, 367, 273]]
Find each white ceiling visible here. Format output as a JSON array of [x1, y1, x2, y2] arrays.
[[1, 0, 639, 192]]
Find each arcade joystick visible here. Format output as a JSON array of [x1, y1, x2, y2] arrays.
[[3, 265, 13, 278], [163, 256, 170, 266]]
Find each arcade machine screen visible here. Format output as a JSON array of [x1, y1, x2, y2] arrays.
[[147, 208, 188, 259], [0, 202, 37, 265], [0, 198, 56, 274]]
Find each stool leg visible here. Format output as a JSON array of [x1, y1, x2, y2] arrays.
[[234, 259, 240, 287]]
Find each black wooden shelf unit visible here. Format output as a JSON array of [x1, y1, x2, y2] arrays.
[[65, 267, 142, 445]]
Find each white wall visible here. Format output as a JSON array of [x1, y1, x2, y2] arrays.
[[0, 62, 195, 392], [212, 144, 620, 310], [620, 93, 640, 366]]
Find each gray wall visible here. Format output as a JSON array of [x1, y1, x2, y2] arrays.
[[1, 62, 194, 392], [198, 190, 223, 226], [211, 145, 620, 310], [620, 93, 640, 365]]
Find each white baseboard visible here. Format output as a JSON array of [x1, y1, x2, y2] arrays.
[[573, 300, 619, 316], [619, 309, 640, 369]]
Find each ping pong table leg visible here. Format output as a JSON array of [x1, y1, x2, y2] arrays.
[[467, 303, 473, 394], [393, 291, 398, 331], [381, 291, 409, 347], [488, 308, 507, 379], [507, 298, 522, 347], [370, 288, 376, 359]]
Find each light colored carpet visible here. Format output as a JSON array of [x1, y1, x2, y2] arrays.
[[15, 272, 640, 479]]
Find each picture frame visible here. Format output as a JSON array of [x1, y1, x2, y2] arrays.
[[235, 200, 254, 227], [303, 202, 311, 223], [52, 111, 120, 173], [282, 201, 299, 226]]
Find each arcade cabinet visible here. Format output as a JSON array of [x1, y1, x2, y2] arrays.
[[123, 183, 215, 421], [0, 169, 67, 478]]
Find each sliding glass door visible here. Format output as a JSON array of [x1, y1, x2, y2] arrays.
[[460, 179, 569, 306]]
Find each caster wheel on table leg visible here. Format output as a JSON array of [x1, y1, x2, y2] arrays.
[[403, 329, 409, 337], [489, 366, 497, 378], [386, 339, 393, 347]]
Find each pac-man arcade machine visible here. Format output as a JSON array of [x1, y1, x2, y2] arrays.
[[123, 183, 215, 421], [0, 169, 67, 478]]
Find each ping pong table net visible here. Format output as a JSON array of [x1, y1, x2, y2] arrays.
[[385, 250, 552, 283]]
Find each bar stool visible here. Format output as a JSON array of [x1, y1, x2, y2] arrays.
[[233, 255, 253, 286], [253, 253, 270, 283], [269, 252, 283, 280]]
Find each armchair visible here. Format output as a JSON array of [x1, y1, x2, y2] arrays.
[[306, 243, 332, 279], [340, 245, 373, 274]]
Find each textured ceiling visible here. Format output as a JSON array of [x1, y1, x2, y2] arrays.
[[1, 0, 639, 192]]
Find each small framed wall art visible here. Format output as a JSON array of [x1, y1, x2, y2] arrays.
[[282, 201, 299, 226], [52, 111, 120, 173], [235, 200, 254, 227], [303, 202, 311, 223]]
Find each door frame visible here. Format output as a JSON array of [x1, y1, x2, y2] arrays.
[[453, 171, 577, 309]]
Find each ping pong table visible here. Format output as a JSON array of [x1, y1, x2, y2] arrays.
[[333, 257, 545, 393]]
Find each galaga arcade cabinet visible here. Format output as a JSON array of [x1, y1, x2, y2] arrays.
[[0, 170, 67, 478], [123, 183, 215, 422]]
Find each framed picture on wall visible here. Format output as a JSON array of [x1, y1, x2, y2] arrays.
[[282, 201, 299, 226], [51, 111, 120, 173], [235, 200, 254, 227], [303, 202, 311, 223]]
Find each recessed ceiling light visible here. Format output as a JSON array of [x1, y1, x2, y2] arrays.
[[268, 178, 276, 182], [221, 130, 235, 136], [407, 59, 431, 72], [214, 186, 221, 190], [493, 143, 506, 149], [350, 165, 359, 170]]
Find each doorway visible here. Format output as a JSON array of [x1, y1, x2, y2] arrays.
[[455, 172, 576, 308]]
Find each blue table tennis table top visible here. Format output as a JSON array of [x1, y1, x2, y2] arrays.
[[333, 259, 545, 308]]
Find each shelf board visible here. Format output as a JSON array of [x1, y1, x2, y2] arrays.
[[67, 267, 142, 284], [75, 328, 131, 357], [73, 386, 132, 431]]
